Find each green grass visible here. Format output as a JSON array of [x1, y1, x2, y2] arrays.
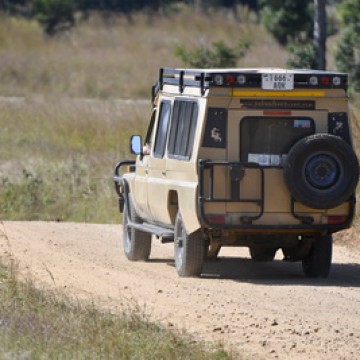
[[0, 260, 233, 359], [0, 98, 150, 223]]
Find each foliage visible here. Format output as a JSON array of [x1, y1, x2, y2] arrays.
[[0, 0, 260, 35], [335, 28, 360, 92], [286, 42, 316, 69], [175, 40, 250, 68], [33, 0, 78, 35], [335, 0, 360, 92], [259, 0, 312, 46]]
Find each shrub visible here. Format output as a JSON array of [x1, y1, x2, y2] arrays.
[[174, 39, 250, 68]]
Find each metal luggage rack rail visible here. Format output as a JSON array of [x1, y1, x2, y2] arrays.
[[158, 67, 211, 95]]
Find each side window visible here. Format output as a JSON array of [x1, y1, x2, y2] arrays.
[[168, 100, 198, 160], [153, 101, 171, 158], [143, 108, 156, 155]]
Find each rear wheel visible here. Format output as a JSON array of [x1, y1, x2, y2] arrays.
[[174, 213, 205, 277], [302, 234, 332, 278], [123, 197, 152, 261]]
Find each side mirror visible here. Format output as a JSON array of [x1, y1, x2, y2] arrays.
[[130, 135, 142, 155]]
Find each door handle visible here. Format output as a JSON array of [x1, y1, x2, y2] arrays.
[[162, 171, 166, 176], [145, 170, 148, 175]]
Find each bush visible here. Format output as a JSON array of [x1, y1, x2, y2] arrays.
[[286, 42, 316, 69], [33, 0, 78, 35], [174, 40, 250, 68]]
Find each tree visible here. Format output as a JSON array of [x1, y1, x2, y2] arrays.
[[0, 0, 32, 16], [33, 0, 78, 35], [335, 0, 360, 91], [259, 0, 312, 46]]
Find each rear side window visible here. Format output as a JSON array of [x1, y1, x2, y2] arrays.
[[168, 100, 198, 160], [240, 117, 315, 166], [154, 101, 171, 158]]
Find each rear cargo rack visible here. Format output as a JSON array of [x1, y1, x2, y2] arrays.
[[198, 160, 265, 227]]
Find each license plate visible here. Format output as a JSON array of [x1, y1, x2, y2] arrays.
[[262, 73, 294, 90]]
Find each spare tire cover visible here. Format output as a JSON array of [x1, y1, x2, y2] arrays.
[[283, 134, 359, 209]]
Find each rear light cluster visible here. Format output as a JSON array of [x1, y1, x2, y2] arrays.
[[308, 75, 342, 87], [210, 73, 346, 88], [213, 74, 246, 86]]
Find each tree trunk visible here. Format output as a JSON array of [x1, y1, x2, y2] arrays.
[[314, 0, 327, 70]]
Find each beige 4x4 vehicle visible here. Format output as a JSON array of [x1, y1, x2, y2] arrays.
[[114, 67, 359, 278]]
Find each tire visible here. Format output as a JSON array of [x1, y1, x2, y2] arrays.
[[123, 197, 152, 261], [249, 247, 276, 262], [174, 212, 205, 277], [284, 134, 359, 209], [302, 234, 332, 278]]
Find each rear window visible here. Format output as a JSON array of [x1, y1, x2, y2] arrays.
[[240, 117, 315, 166]]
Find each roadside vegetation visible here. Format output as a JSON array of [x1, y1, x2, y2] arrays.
[[0, 3, 358, 359], [0, 257, 232, 359], [0, 7, 286, 224]]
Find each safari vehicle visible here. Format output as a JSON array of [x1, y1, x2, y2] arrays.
[[114, 67, 359, 278]]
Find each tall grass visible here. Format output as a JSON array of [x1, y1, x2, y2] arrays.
[[0, 99, 149, 223], [0, 259, 232, 359], [0, 9, 287, 99], [0, 8, 358, 224], [0, 8, 287, 223]]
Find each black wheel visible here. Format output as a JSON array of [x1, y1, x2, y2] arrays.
[[249, 247, 277, 261], [123, 197, 151, 261], [302, 234, 332, 278], [174, 212, 205, 277], [284, 134, 359, 209]]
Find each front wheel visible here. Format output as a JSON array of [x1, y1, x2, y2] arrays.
[[123, 197, 152, 261], [302, 234, 332, 278], [174, 213, 205, 277]]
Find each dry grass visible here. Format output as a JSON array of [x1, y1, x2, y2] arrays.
[[0, 9, 287, 99], [0, 7, 358, 224], [0, 256, 232, 359], [0, 98, 150, 223]]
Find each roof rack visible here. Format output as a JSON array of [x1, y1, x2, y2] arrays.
[[151, 67, 348, 101], [159, 67, 210, 95]]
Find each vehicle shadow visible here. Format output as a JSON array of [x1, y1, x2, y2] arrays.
[[147, 258, 173, 264], [201, 257, 360, 287]]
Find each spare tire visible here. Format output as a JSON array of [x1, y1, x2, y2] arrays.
[[284, 134, 359, 209]]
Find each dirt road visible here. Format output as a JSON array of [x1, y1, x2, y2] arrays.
[[1, 221, 360, 359]]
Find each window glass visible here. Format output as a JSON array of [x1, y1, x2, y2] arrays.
[[168, 100, 198, 160], [153, 101, 171, 158], [143, 108, 156, 155], [240, 117, 314, 166]]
